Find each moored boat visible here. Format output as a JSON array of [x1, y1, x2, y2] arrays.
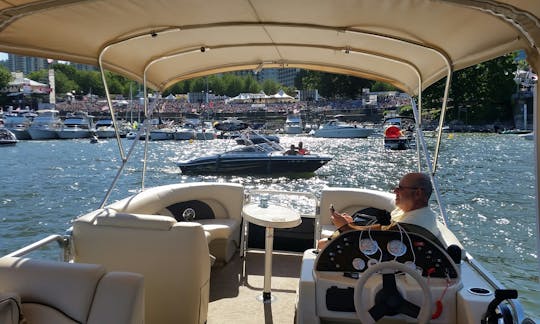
[[0, 127, 18, 145], [284, 114, 303, 134], [57, 111, 94, 139], [383, 116, 416, 150], [313, 119, 374, 138], [2, 111, 34, 140], [94, 119, 116, 138], [27, 109, 63, 140]]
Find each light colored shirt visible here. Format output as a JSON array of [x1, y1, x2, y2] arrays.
[[386, 207, 441, 239]]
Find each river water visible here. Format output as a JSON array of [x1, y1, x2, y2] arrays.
[[0, 133, 538, 319]]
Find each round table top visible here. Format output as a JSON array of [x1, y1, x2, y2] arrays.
[[242, 203, 302, 229]]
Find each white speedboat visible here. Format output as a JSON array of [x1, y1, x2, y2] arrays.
[[150, 127, 175, 140], [520, 132, 534, 141], [57, 111, 94, 139], [313, 119, 375, 138], [27, 109, 63, 140], [0, 1, 538, 324], [195, 122, 216, 140], [94, 119, 116, 138], [284, 114, 303, 134], [2, 111, 34, 140], [0, 128, 18, 145], [173, 125, 196, 140]]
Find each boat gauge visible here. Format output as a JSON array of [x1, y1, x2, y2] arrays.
[[359, 238, 379, 256], [352, 258, 366, 271], [387, 240, 407, 257]]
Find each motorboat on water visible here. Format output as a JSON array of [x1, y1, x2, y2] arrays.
[[383, 116, 416, 150], [177, 142, 331, 174], [27, 109, 63, 140], [57, 111, 94, 139], [173, 125, 196, 140], [520, 132, 534, 140], [94, 119, 116, 138], [284, 114, 303, 134], [213, 117, 250, 132], [313, 119, 375, 138], [195, 121, 216, 140], [2, 111, 35, 140], [1, 1, 539, 324], [150, 126, 176, 141], [0, 127, 18, 145]]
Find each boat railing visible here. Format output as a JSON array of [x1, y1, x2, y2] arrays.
[[5, 233, 70, 261]]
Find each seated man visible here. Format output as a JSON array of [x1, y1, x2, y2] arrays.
[[297, 141, 308, 155], [284, 144, 298, 155], [318, 172, 441, 249]]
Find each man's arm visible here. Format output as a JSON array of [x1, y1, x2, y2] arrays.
[[331, 212, 382, 232]]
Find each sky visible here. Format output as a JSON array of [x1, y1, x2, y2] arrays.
[[1, 52, 7, 61]]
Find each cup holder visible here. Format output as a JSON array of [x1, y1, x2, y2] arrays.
[[468, 287, 492, 296]]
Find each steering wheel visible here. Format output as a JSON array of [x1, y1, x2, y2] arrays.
[[182, 208, 196, 221], [354, 261, 432, 324]]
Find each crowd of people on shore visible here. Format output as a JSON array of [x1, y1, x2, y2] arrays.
[[48, 95, 410, 116]]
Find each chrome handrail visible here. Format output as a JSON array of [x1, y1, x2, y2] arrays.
[[6, 234, 69, 261]]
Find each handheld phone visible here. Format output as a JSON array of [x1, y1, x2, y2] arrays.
[[329, 204, 335, 214]]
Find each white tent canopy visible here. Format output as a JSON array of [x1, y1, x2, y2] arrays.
[[5, 76, 50, 94]]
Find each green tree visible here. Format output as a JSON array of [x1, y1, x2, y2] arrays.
[[244, 75, 261, 93], [423, 54, 517, 124], [372, 81, 398, 92], [261, 79, 279, 94], [0, 65, 12, 89]]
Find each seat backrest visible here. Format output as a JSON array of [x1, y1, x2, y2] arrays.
[[72, 210, 210, 324], [318, 187, 396, 226], [0, 256, 144, 324], [107, 182, 244, 222]]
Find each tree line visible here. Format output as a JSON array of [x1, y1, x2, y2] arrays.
[[0, 54, 522, 125]]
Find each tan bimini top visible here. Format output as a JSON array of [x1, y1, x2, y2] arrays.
[[0, 0, 537, 94]]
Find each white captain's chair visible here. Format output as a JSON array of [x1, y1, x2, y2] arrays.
[[318, 187, 396, 240], [72, 210, 210, 324]]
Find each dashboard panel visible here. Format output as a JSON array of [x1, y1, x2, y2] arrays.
[[316, 229, 458, 278]]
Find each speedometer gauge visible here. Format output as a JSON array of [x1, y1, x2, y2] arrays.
[[387, 240, 407, 257], [352, 258, 365, 271], [359, 238, 379, 255]]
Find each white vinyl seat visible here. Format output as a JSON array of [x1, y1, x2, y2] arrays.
[[106, 182, 245, 263], [0, 256, 144, 324], [72, 210, 211, 324]]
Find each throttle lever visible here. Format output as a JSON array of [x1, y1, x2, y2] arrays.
[[481, 289, 518, 324]]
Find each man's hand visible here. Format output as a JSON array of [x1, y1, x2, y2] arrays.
[[331, 212, 353, 228]]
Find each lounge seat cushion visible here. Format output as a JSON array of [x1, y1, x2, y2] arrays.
[[198, 218, 240, 241]]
